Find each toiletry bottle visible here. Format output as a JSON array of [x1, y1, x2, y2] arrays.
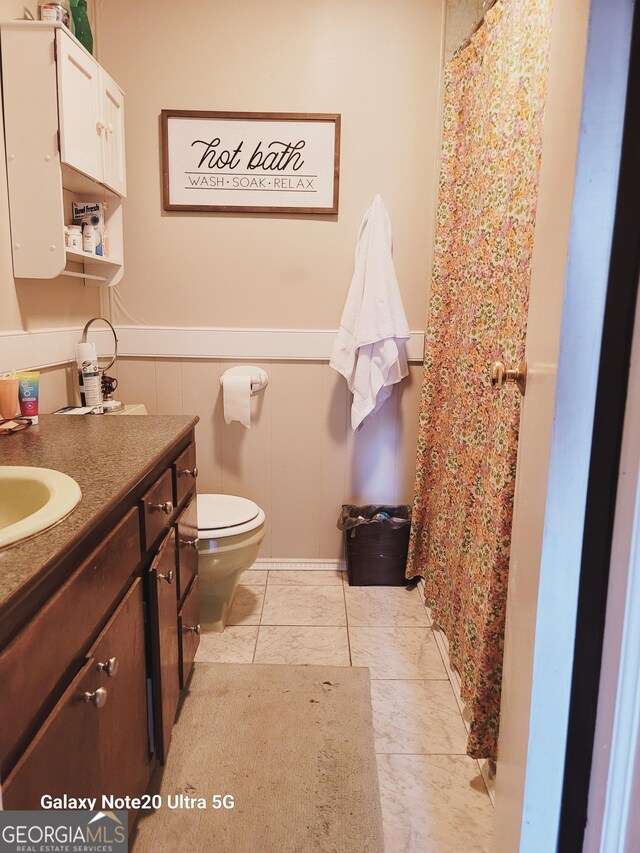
[[75, 342, 103, 411], [82, 222, 96, 254], [71, 0, 93, 54]]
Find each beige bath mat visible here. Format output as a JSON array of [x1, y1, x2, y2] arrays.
[[132, 663, 384, 853]]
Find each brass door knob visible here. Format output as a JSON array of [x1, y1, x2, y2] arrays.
[[490, 359, 527, 396]]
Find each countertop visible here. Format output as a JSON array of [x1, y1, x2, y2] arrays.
[[0, 414, 198, 628]]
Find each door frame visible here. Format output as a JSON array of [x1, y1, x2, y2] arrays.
[[559, 0, 640, 847], [494, 0, 638, 849]]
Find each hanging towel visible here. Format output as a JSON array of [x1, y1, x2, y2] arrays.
[[330, 194, 410, 430]]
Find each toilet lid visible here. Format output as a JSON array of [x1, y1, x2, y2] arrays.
[[197, 494, 261, 530]]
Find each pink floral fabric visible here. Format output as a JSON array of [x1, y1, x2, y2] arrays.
[[406, 0, 552, 759]]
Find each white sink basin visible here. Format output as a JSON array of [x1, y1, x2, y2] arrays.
[[0, 466, 82, 550]]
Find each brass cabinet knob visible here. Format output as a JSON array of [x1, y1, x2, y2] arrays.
[[183, 467, 198, 479], [82, 687, 107, 709], [184, 624, 201, 635], [96, 656, 119, 677], [151, 500, 174, 515], [180, 537, 199, 550], [158, 569, 174, 584], [490, 359, 527, 396]]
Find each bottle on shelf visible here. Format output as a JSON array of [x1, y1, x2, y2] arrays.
[[38, 0, 75, 34], [71, 0, 93, 54]]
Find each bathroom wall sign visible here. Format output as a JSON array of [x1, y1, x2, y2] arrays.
[[161, 110, 341, 214]]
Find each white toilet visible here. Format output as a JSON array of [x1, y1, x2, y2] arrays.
[[196, 493, 266, 632]]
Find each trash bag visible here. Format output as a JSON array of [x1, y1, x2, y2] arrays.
[[337, 504, 411, 531], [337, 504, 412, 586]]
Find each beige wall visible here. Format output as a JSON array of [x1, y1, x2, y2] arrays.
[[0, 1, 102, 333], [93, 0, 444, 557], [115, 357, 424, 558], [98, 0, 444, 330]]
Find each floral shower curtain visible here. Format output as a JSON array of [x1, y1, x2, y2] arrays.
[[406, 0, 553, 760]]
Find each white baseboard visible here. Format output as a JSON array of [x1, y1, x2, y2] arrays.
[[252, 559, 346, 571]]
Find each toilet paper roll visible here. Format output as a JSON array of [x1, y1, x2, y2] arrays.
[[222, 375, 251, 428]]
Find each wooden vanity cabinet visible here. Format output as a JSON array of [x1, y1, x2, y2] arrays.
[[0, 425, 199, 820]]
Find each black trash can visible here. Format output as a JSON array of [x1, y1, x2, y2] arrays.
[[337, 505, 412, 586]]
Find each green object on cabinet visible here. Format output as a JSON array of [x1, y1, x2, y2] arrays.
[[71, 0, 93, 54]]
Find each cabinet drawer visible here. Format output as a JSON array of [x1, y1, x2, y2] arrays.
[[0, 507, 141, 778], [140, 468, 174, 551], [178, 575, 200, 689], [173, 442, 197, 507], [149, 530, 180, 764], [176, 495, 198, 604], [2, 658, 102, 809]]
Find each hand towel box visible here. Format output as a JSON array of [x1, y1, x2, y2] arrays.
[[72, 201, 107, 256]]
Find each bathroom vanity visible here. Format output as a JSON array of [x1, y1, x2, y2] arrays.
[[0, 415, 199, 823]]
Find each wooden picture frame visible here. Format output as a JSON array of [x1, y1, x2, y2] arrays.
[[161, 110, 341, 214]]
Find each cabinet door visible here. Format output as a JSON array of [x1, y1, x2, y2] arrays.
[[149, 529, 180, 764], [56, 30, 102, 182], [87, 577, 149, 816], [101, 70, 126, 197], [176, 495, 198, 604], [178, 574, 200, 689], [2, 659, 102, 809]]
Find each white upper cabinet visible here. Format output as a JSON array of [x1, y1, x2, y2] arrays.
[[101, 71, 126, 196], [56, 30, 126, 197], [0, 22, 126, 286]]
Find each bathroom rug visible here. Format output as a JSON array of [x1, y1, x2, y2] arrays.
[[132, 663, 383, 853]]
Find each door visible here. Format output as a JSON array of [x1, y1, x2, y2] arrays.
[[100, 70, 126, 196], [494, 0, 636, 849], [56, 30, 102, 182]]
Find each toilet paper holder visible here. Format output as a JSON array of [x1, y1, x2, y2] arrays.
[[220, 366, 269, 394]]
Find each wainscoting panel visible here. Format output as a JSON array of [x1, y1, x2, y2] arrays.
[[114, 357, 422, 559]]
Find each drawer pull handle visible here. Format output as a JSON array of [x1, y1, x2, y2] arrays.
[[182, 467, 198, 479], [82, 687, 107, 709], [158, 569, 174, 584], [151, 500, 174, 515], [180, 537, 199, 549], [184, 624, 201, 635], [96, 656, 119, 677]]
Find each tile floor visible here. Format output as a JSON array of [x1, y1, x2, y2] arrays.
[[195, 568, 494, 852]]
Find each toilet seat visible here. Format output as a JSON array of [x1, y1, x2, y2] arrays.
[[197, 494, 265, 539]]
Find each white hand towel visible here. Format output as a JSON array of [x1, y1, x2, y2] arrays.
[[329, 194, 410, 430]]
